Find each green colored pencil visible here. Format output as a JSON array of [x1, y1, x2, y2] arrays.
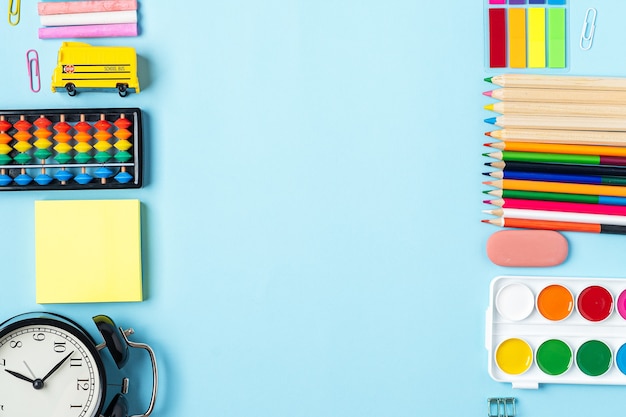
[[484, 151, 626, 166]]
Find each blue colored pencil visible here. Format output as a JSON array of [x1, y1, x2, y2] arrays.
[[484, 170, 626, 186]]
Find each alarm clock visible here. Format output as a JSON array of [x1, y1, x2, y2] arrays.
[[0, 312, 158, 417]]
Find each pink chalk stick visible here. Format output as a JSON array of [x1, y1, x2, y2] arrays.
[[38, 23, 137, 39], [486, 230, 568, 267], [38, 1, 137, 16]]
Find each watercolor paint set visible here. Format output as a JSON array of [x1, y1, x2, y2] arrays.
[[0, 108, 142, 190], [484, 0, 568, 71], [486, 275, 626, 388]]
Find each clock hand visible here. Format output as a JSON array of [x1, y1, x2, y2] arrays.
[[4, 368, 35, 384], [41, 351, 74, 382]]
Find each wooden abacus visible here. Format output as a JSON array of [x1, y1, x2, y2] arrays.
[[0, 108, 142, 190]]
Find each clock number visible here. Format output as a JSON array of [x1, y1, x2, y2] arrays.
[[0, 359, 5, 366], [70, 404, 82, 409], [70, 357, 82, 367], [54, 341, 66, 353], [76, 378, 90, 390], [32, 333, 45, 342], [9, 341, 21, 349]]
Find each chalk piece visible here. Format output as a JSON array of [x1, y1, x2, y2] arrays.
[[35, 199, 143, 303], [39, 23, 137, 39], [38, 0, 137, 16], [487, 230, 568, 267], [41, 10, 137, 27]]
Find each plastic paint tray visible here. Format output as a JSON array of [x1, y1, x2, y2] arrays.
[[486, 275, 626, 388]]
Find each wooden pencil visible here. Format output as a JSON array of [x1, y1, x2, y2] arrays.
[[485, 150, 626, 166], [486, 161, 626, 177], [485, 207, 626, 226], [483, 217, 626, 235], [484, 101, 626, 118], [485, 141, 626, 157], [484, 198, 626, 216], [485, 74, 626, 91], [484, 88, 626, 104], [484, 189, 626, 206], [486, 129, 626, 146], [485, 115, 626, 132], [484, 179, 626, 197]]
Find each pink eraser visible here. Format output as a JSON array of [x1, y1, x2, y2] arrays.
[[486, 230, 568, 267]]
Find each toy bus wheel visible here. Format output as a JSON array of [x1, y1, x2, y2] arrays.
[[65, 83, 77, 96], [117, 84, 129, 97]]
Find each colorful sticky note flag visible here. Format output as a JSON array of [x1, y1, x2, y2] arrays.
[[35, 199, 143, 303]]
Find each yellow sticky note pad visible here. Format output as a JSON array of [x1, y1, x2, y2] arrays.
[[35, 200, 143, 303]]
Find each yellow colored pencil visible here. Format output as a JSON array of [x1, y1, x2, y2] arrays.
[[484, 88, 626, 104], [484, 179, 626, 197], [486, 129, 626, 146], [486, 74, 626, 91], [484, 101, 626, 118], [485, 141, 626, 157]]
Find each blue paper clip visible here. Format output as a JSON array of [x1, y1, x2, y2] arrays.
[[580, 8, 597, 51], [8, 0, 20, 26], [26, 49, 40, 93]]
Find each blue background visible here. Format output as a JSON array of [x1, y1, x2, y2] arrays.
[[2, 1, 626, 416]]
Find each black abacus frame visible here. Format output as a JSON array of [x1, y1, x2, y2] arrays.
[[0, 107, 143, 191]]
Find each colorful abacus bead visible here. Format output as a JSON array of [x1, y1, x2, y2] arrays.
[[13, 116, 32, 165], [94, 114, 113, 163]]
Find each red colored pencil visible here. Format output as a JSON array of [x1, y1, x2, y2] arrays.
[[484, 198, 626, 216], [483, 217, 626, 235]]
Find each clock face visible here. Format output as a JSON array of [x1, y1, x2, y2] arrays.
[[0, 318, 105, 417]]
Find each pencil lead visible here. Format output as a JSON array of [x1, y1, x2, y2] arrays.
[[484, 131, 493, 137], [482, 90, 493, 97], [484, 77, 494, 84], [484, 103, 495, 111], [484, 117, 497, 125], [483, 142, 493, 147]]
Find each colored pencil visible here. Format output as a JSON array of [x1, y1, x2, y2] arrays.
[[484, 88, 626, 104], [486, 161, 626, 178], [484, 189, 626, 206], [484, 151, 626, 166], [484, 101, 626, 118], [485, 74, 626, 91], [483, 217, 626, 235], [484, 170, 626, 186], [485, 141, 626, 157], [485, 208, 626, 226], [486, 129, 626, 146], [485, 115, 626, 132], [484, 198, 626, 216], [484, 179, 626, 197]]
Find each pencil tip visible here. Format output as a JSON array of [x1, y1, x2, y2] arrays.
[[481, 219, 491, 224], [484, 103, 494, 111], [483, 90, 493, 97], [484, 117, 497, 125], [484, 131, 493, 137], [484, 77, 494, 84]]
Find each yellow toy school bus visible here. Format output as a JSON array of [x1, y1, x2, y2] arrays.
[[51, 42, 140, 97]]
